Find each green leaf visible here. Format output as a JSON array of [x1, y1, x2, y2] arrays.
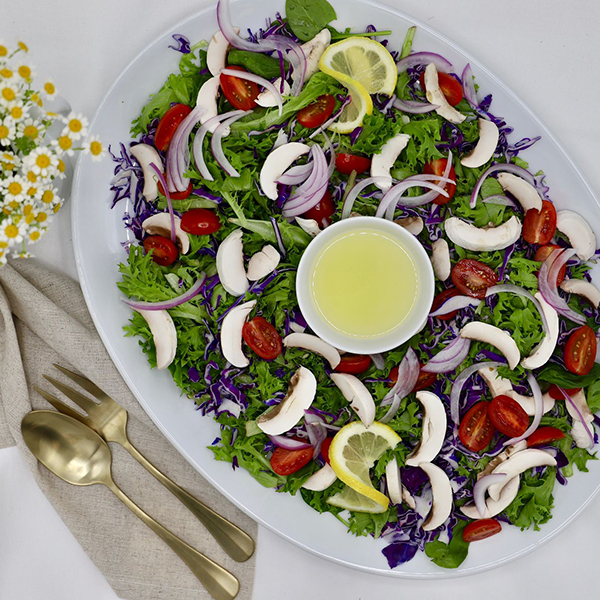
[[285, 0, 337, 41], [424, 520, 470, 569], [400, 26, 416, 59], [227, 50, 282, 79], [537, 363, 600, 388]]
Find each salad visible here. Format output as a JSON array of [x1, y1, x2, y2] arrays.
[[110, 0, 600, 569]]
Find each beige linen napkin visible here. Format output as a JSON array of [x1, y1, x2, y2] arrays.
[[0, 258, 256, 600]]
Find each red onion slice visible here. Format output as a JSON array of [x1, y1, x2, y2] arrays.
[[485, 284, 549, 334], [396, 52, 452, 74], [221, 68, 283, 116], [558, 387, 595, 445], [376, 180, 449, 218], [461, 63, 478, 108], [149, 162, 176, 246], [380, 393, 402, 424], [473, 473, 507, 517], [370, 353, 385, 371], [470, 163, 536, 208], [422, 336, 472, 374], [392, 97, 439, 114], [341, 176, 388, 219], [382, 347, 420, 406], [482, 194, 516, 207], [122, 273, 206, 311], [304, 411, 327, 459], [211, 110, 253, 177], [503, 373, 543, 446], [277, 163, 313, 185], [268, 434, 312, 451], [429, 295, 481, 317]]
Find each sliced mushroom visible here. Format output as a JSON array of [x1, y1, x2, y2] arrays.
[[283, 333, 341, 369], [207, 28, 238, 76], [460, 119, 499, 169], [370, 133, 411, 191], [477, 441, 527, 480], [424, 63, 466, 124], [330, 373, 375, 427], [273, 129, 289, 149], [130, 143, 163, 202], [246, 244, 280, 281], [256, 78, 291, 107], [488, 448, 557, 501], [302, 463, 337, 491], [385, 457, 403, 505], [556, 210, 596, 260], [216, 228, 249, 297], [402, 486, 416, 509], [565, 389, 595, 449], [405, 392, 447, 466], [142, 213, 190, 254], [197, 77, 221, 133], [520, 292, 559, 370], [295, 216, 321, 237], [445, 216, 522, 251], [260, 142, 311, 200], [220, 300, 256, 368], [505, 391, 555, 417], [293, 29, 331, 82], [460, 475, 520, 519], [560, 278, 600, 308], [478, 365, 513, 397], [135, 308, 177, 370], [256, 366, 317, 435], [496, 172, 542, 212], [460, 322, 520, 369], [396, 216, 424, 236], [431, 238, 451, 281], [420, 462, 453, 531]]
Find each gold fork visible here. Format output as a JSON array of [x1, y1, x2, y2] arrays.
[[34, 364, 254, 563]]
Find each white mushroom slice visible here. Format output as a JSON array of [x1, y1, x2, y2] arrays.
[[445, 216, 522, 251], [460, 322, 521, 369], [257, 366, 317, 435], [293, 29, 331, 82], [396, 216, 423, 236], [330, 373, 376, 427], [478, 366, 513, 398], [142, 213, 190, 254], [295, 216, 321, 237], [219, 300, 256, 368], [246, 244, 280, 281], [424, 63, 466, 124], [216, 229, 249, 297], [135, 309, 177, 370], [420, 462, 453, 531], [256, 78, 291, 107], [460, 119, 499, 169], [564, 389, 595, 449], [207, 29, 238, 76], [302, 463, 337, 491], [260, 142, 311, 200], [283, 333, 341, 368], [402, 486, 416, 509], [370, 133, 411, 191], [273, 129, 289, 149], [431, 238, 451, 281], [405, 392, 447, 466], [560, 278, 600, 308], [461, 475, 520, 519], [505, 391, 555, 417], [496, 172, 542, 212], [197, 77, 221, 133], [556, 210, 597, 260], [478, 441, 528, 480], [488, 448, 557, 501], [520, 292, 559, 370], [130, 144, 163, 202], [385, 458, 403, 505]]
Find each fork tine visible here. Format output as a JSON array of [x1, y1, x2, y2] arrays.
[[33, 385, 88, 423], [42, 375, 98, 413], [53, 364, 110, 402]]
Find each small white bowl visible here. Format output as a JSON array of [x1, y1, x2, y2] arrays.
[[296, 216, 435, 353]]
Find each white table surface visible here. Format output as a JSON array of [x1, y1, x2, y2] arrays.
[[2, 0, 600, 598]]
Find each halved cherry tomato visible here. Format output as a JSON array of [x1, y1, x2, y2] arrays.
[[181, 208, 221, 235], [419, 71, 463, 106], [451, 259, 498, 299], [154, 104, 192, 151], [320, 437, 333, 465], [430, 287, 462, 321], [335, 354, 371, 374], [564, 325, 597, 376], [335, 153, 371, 175], [242, 316, 282, 361], [534, 245, 566, 285], [157, 179, 193, 200], [143, 235, 178, 266], [297, 94, 336, 129], [302, 189, 335, 226], [547, 384, 582, 400], [527, 426, 566, 447], [220, 66, 259, 110], [488, 395, 530, 437], [462, 519, 502, 542], [387, 363, 437, 392], [270, 445, 313, 476], [423, 158, 457, 205], [459, 401, 496, 452], [522, 200, 557, 245]]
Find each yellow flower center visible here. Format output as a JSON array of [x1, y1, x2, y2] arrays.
[[23, 125, 38, 138], [44, 82, 55, 95], [36, 212, 47, 223], [26, 170, 36, 182], [29, 230, 41, 241], [5, 224, 19, 238], [18, 65, 31, 79], [25, 213, 35, 224], [0, 241, 7, 249], [42, 189, 54, 203], [1, 87, 15, 101], [90, 140, 103, 156], [9, 200, 19, 209], [30, 92, 42, 106], [27, 186, 36, 197], [2, 207, 12, 215], [10, 106, 23, 119], [1, 68, 13, 78], [36, 154, 51, 169], [53, 203, 62, 214], [58, 136, 72, 151], [8, 181, 23, 195], [23, 204, 33, 215], [68, 118, 82, 133], [0, 125, 9, 138], [57, 159, 66, 173], [18, 42, 29, 52], [0, 46, 7, 57]]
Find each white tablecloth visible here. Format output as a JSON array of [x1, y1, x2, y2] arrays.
[[2, 1, 600, 598]]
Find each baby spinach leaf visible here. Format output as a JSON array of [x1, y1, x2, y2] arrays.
[[285, 0, 337, 41]]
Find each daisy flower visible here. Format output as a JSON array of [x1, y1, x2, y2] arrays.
[[0, 42, 8, 59], [0, 118, 16, 144], [41, 78, 57, 101], [16, 64, 34, 82], [1, 151, 19, 172], [1, 173, 28, 203], [17, 41, 29, 53], [24, 147, 59, 177], [0, 82, 19, 107], [0, 66, 13, 80], [84, 135, 106, 162], [8, 100, 28, 122], [2, 219, 27, 244], [51, 134, 75, 156], [18, 117, 43, 143], [62, 111, 89, 141]]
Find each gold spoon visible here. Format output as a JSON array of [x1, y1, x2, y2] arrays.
[[21, 410, 240, 600]]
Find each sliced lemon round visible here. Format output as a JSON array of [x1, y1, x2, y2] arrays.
[[319, 37, 398, 96], [327, 484, 387, 514], [329, 421, 401, 511], [320, 72, 372, 134]]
